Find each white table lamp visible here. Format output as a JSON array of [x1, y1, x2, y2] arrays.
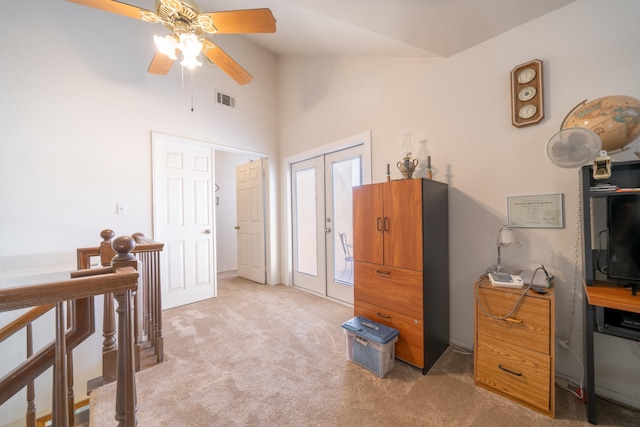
[[487, 224, 520, 274]]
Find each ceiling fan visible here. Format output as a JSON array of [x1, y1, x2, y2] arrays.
[[66, 0, 276, 85]]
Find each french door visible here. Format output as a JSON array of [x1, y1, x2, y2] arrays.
[[291, 146, 363, 304]]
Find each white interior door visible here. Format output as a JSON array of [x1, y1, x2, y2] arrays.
[[291, 146, 363, 303], [152, 134, 216, 310], [236, 159, 266, 283]]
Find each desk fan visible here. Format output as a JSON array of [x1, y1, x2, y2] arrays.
[[545, 127, 607, 178], [546, 95, 640, 179]]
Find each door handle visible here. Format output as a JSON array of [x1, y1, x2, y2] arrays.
[[234, 226, 240, 230], [326, 227, 331, 233], [204, 229, 212, 234], [383, 217, 390, 232], [376, 217, 382, 231]]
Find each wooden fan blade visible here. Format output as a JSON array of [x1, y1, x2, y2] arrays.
[[198, 9, 276, 34], [66, 0, 153, 20], [203, 43, 252, 85], [148, 52, 175, 75]]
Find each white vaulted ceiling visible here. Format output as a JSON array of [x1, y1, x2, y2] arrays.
[[192, 0, 576, 57]]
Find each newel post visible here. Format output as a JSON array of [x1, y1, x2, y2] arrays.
[[112, 236, 138, 427], [100, 229, 118, 384]]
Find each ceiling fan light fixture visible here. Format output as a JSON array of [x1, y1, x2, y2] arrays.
[[154, 34, 178, 60], [178, 33, 203, 69], [178, 33, 202, 56], [66, 0, 276, 85], [180, 54, 202, 69]]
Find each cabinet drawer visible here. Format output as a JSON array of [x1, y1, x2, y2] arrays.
[[476, 287, 550, 354], [355, 299, 424, 368], [354, 261, 423, 319], [476, 338, 551, 414]]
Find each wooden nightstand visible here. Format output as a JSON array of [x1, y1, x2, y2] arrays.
[[474, 278, 555, 418]]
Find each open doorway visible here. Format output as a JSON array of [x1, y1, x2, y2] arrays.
[[215, 151, 253, 274], [214, 151, 267, 283], [152, 132, 269, 310]]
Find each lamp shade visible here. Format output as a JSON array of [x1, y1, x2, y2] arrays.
[[497, 225, 520, 247]]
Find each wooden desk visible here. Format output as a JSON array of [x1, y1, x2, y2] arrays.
[[583, 281, 640, 424]]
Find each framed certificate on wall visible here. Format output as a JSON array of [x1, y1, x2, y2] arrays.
[[507, 193, 564, 228]]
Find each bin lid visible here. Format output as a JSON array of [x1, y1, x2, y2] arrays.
[[341, 316, 399, 344]]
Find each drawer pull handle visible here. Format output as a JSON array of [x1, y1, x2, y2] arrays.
[[498, 365, 523, 377], [376, 270, 391, 276], [503, 317, 523, 324], [377, 312, 391, 319]]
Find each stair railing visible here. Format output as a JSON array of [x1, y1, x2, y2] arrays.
[[0, 237, 140, 426], [77, 229, 164, 388]]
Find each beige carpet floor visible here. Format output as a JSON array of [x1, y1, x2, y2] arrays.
[[90, 274, 640, 426]]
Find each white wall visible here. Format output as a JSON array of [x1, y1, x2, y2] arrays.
[[0, 2, 278, 425], [278, 0, 640, 409]]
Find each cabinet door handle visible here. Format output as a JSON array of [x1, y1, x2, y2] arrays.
[[498, 364, 523, 377], [383, 217, 390, 232], [377, 312, 391, 319], [503, 317, 523, 324], [376, 217, 382, 231], [376, 270, 391, 276]]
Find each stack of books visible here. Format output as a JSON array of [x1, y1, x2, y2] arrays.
[[590, 183, 618, 192]]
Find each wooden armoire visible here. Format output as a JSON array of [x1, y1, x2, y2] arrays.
[[353, 178, 449, 374]]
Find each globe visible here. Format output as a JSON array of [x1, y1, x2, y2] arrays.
[[562, 95, 640, 153]]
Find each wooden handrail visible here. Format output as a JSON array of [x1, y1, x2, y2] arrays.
[[0, 266, 139, 312], [0, 267, 138, 405], [1, 236, 142, 426], [77, 229, 165, 388], [0, 304, 54, 343]]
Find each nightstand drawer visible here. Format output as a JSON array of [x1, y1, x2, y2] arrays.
[[354, 261, 423, 319], [476, 287, 550, 354], [354, 299, 424, 368], [476, 338, 551, 414]]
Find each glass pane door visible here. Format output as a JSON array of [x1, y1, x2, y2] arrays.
[[291, 156, 325, 295], [290, 145, 364, 304], [326, 150, 362, 303]]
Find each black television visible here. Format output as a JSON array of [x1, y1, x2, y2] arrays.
[[607, 195, 640, 292]]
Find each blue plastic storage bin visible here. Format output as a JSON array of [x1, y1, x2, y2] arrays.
[[342, 316, 399, 377]]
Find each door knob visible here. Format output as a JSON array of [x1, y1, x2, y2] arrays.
[[204, 229, 212, 234], [326, 227, 331, 233]]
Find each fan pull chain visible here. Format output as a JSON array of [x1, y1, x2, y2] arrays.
[[181, 61, 185, 102], [190, 69, 195, 112]]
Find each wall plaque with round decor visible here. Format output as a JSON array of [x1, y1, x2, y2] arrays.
[[510, 59, 544, 127]]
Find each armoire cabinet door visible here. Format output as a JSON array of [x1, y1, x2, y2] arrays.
[[353, 183, 384, 264], [383, 179, 423, 271]]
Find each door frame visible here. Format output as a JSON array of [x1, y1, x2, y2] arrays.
[[282, 131, 372, 289], [151, 132, 275, 286]]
